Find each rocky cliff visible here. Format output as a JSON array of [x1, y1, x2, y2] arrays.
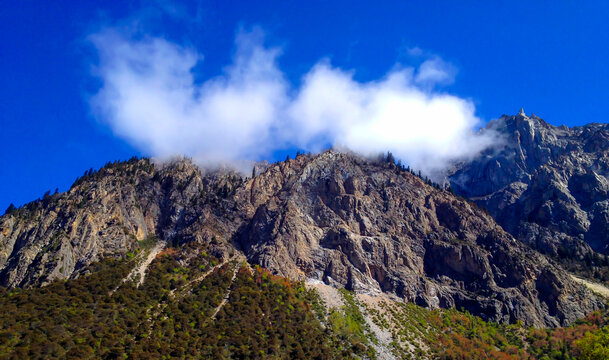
[[449, 110, 609, 264], [0, 158, 237, 287], [0, 152, 603, 327]]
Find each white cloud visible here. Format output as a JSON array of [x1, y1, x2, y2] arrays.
[[90, 28, 288, 167], [89, 28, 497, 177], [414, 57, 456, 86], [406, 46, 424, 56], [288, 63, 494, 175]]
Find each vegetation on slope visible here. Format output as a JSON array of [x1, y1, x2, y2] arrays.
[[364, 297, 609, 360], [0, 232, 608, 358], [0, 241, 372, 359]]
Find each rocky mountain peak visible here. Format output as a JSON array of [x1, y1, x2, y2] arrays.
[[449, 111, 609, 273]]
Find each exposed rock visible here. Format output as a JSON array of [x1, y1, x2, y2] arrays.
[[235, 152, 601, 327], [449, 112, 609, 259], [0, 158, 236, 287]]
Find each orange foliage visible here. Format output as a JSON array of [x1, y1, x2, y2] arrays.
[[156, 247, 178, 258]]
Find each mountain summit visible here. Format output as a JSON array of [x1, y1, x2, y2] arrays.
[[449, 111, 609, 273]]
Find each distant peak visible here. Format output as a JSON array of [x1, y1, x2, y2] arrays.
[[518, 108, 526, 116]]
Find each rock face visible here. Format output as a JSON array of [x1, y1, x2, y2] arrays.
[[0, 153, 603, 327], [449, 112, 609, 259], [234, 152, 601, 327], [0, 158, 237, 287]]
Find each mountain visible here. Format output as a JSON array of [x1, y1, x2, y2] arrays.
[[448, 110, 609, 279], [0, 152, 602, 330]]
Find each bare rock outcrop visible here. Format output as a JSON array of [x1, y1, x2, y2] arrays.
[[234, 151, 602, 327], [0, 158, 236, 287], [449, 111, 609, 260]]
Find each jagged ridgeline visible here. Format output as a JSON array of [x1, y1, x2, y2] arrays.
[[1, 151, 609, 358], [448, 111, 609, 283]]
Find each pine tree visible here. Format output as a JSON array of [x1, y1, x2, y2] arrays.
[[4, 203, 16, 215], [386, 152, 395, 164]]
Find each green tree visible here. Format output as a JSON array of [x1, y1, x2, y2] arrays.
[[4, 203, 16, 215], [574, 326, 609, 360], [386, 152, 395, 164]]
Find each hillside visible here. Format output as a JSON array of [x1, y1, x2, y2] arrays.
[[3, 150, 609, 358], [1, 239, 609, 359], [0, 152, 602, 329]]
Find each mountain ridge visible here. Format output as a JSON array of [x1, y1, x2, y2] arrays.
[[0, 151, 603, 328], [449, 111, 609, 280]]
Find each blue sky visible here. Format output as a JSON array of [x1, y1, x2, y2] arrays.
[[2, 1, 609, 211]]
